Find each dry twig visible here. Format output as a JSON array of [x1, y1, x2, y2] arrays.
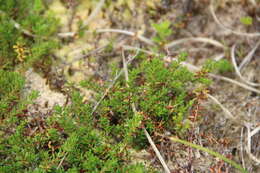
[[96, 29, 155, 46], [231, 44, 260, 87], [209, 4, 260, 37], [206, 94, 236, 121], [245, 125, 260, 165], [57, 153, 68, 169], [240, 127, 246, 169], [165, 37, 226, 49], [90, 50, 139, 115], [119, 45, 260, 94], [238, 41, 260, 71]]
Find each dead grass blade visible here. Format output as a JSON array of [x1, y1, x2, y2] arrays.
[[165, 37, 226, 49], [166, 135, 248, 173], [209, 4, 260, 37], [245, 125, 260, 165], [231, 44, 260, 87], [97, 29, 155, 46]]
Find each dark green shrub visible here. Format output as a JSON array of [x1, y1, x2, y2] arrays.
[[90, 53, 212, 148], [0, 1, 219, 172], [0, 89, 153, 172], [0, 0, 59, 70]]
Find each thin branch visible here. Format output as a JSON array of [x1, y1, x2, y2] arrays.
[[96, 29, 155, 46], [231, 44, 260, 87], [121, 49, 171, 173], [143, 129, 171, 173], [90, 70, 123, 115], [206, 94, 238, 122], [245, 125, 260, 165], [122, 45, 159, 56], [209, 74, 260, 94], [212, 53, 225, 61], [240, 127, 246, 169], [66, 45, 107, 66], [209, 4, 260, 37], [181, 60, 260, 94], [90, 49, 139, 115], [238, 41, 260, 71], [249, 126, 260, 137], [57, 152, 68, 169], [57, 32, 76, 38], [119, 45, 260, 94], [165, 37, 226, 49]]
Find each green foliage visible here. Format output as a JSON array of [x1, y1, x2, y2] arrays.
[[151, 20, 172, 45], [0, 1, 224, 172], [0, 70, 25, 117], [94, 53, 211, 148], [202, 59, 233, 74], [240, 16, 253, 26], [0, 0, 59, 70], [1, 51, 212, 172], [0, 89, 153, 172]]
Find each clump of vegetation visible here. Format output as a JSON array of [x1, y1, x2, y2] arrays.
[[240, 16, 253, 26], [0, 53, 214, 172], [0, 88, 153, 172], [0, 0, 237, 172], [0, 0, 59, 70], [84, 52, 213, 149], [151, 20, 172, 45]]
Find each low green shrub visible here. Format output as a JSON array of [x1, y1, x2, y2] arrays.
[[88, 53, 212, 149], [0, 0, 59, 70], [0, 52, 214, 172], [0, 1, 229, 172]]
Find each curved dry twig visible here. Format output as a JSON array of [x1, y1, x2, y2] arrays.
[[207, 94, 236, 121], [245, 125, 260, 165], [165, 37, 226, 49], [177, 59, 260, 94], [209, 74, 260, 94], [185, 61, 260, 94], [231, 44, 260, 87], [96, 29, 155, 46], [239, 41, 260, 71], [209, 4, 260, 37], [120, 45, 260, 94]]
